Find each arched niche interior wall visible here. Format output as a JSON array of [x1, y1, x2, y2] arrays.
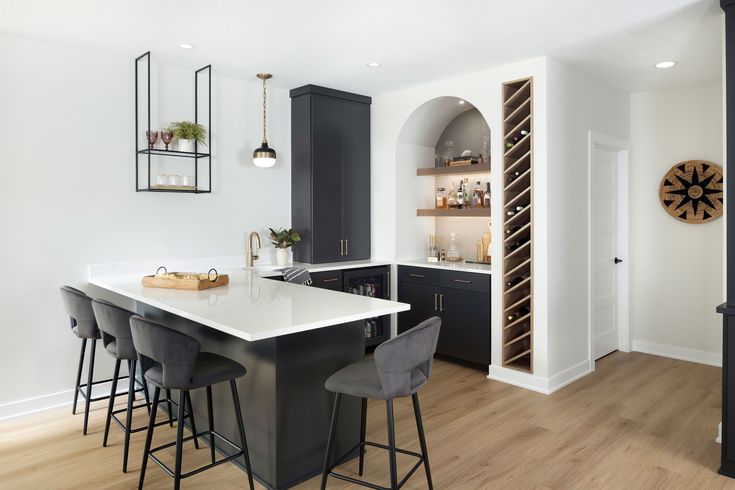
[[395, 96, 493, 261]]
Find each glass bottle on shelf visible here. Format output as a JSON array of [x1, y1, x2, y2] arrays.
[[483, 183, 491, 208], [435, 187, 447, 209], [472, 181, 483, 208], [443, 140, 454, 166], [457, 182, 464, 209], [448, 183, 458, 209]]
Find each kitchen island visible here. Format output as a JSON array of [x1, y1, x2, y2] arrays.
[[89, 257, 409, 490]]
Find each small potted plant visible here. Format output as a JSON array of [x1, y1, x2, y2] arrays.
[[269, 228, 301, 266], [169, 121, 207, 153]]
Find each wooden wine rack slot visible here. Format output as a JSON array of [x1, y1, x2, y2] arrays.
[[505, 257, 531, 278], [502, 76, 533, 373]]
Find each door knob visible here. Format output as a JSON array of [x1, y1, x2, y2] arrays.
[[614, 257, 623, 264]]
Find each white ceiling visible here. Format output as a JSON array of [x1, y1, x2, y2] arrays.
[[0, 0, 722, 95]]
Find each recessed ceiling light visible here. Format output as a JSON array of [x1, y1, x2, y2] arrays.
[[655, 61, 677, 69], [366, 62, 381, 68], [458, 100, 465, 105], [179, 43, 195, 50]]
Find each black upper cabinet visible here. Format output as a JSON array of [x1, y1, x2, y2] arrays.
[[290, 85, 372, 264]]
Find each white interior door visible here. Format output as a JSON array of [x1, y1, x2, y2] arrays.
[[591, 145, 620, 359]]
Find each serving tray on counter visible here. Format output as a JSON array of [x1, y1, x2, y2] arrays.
[[142, 267, 229, 291]]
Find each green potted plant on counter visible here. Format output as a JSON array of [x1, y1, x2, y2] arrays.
[[269, 228, 301, 266], [169, 121, 207, 153]]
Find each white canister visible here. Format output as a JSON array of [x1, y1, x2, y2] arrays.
[[276, 248, 290, 267], [177, 139, 195, 153]]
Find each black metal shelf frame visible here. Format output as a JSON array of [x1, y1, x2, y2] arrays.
[[135, 51, 212, 193]]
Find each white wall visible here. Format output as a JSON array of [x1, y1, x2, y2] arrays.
[[630, 80, 724, 366], [0, 32, 291, 417], [545, 58, 631, 384]]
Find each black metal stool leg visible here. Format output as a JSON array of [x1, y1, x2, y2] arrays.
[[139, 386, 160, 490], [122, 359, 137, 472], [185, 391, 200, 449], [359, 397, 367, 476], [103, 359, 121, 447], [321, 392, 342, 490], [230, 380, 254, 490], [206, 385, 215, 464], [174, 390, 186, 490], [142, 378, 151, 416], [166, 389, 174, 427], [412, 393, 433, 490], [83, 339, 97, 435], [386, 399, 398, 490], [72, 339, 87, 415]]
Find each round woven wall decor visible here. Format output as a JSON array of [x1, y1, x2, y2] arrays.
[[659, 160, 723, 224]]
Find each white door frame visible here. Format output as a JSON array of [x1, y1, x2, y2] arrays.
[[588, 131, 631, 370]]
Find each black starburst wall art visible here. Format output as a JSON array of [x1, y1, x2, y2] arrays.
[[659, 160, 724, 224]]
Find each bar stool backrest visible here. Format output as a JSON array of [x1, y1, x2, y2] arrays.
[[59, 286, 98, 339], [129, 315, 201, 389], [373, 316, 441, 399], [91, 299, 137, 360]]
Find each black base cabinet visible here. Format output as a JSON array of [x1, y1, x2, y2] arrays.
[[397, 265, 491, 366]]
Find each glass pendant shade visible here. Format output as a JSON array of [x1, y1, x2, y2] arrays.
[[253, 142, 276, 168]]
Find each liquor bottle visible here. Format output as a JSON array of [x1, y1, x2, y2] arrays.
[[448, 183, 458, 209], [507, 307, 530, 322], [457, 181, 464, 209], [472, 181, 483, 208], [506, 205, 525, 216], [483, 183, 491, 208]]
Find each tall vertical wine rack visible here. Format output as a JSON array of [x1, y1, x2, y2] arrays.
[[502, 77, 533, 373]]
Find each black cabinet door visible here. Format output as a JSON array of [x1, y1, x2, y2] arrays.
[[311, 95, 345, 263], [341, 101, 371, 261], [439, 287, 491, 365], [397, 281, 441, 335]]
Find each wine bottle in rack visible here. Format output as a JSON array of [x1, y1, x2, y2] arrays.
[[506, 170, 521, 184], [506, 275, 526, 288], [505, 225, 522, 235], [512, 129, 529, 142], [505, 239, 528, 253], [506, 205, 525, 216], [505, 141, 514, 150], [507, 306, 530, 322]]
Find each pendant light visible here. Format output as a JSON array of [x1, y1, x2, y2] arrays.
[[253, 73, 276, 168]]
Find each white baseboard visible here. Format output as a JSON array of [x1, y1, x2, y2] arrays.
[[547, 359, 593, 393], [632, 340, 722, 367], [488, 359, 592, 395], [0, 380, 123, 421], [0, 389, 73, 421]]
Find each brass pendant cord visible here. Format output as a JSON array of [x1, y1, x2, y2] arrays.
[[261, 76, 268, 144]]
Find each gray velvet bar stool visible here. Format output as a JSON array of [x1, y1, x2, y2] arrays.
[[130, 315, 254, 490], [92, 299, 197, 473], [60, 286, 140, 435], [321, 316, 441, 490]]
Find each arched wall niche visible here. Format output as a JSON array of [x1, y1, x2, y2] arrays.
[[394, 96, 493, 261]]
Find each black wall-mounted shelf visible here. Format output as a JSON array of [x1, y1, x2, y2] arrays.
[[134, 51, 212, 193]]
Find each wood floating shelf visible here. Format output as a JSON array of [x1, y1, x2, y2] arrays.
[[416, 162, 491, 176], [502, 76, 533, 374], [417, 208, 491, 217]]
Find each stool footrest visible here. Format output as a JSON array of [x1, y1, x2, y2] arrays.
[[77, 375, 145, 402], [147, 429, 244, 480], [327, 440, 424, 490], [109, 396, 183, 435]]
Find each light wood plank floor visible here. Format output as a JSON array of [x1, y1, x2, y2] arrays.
[[0, 352, 732, 489]]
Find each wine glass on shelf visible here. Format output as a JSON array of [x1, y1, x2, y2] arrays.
[[146, 130, 159, 150], [161, 129, 173, 150]]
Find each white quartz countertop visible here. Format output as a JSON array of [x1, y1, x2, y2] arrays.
[[89, 257, 408, 342], [396, 259, 492, 275]]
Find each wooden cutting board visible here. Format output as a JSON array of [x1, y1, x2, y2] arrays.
[[142, 271, 229, 291]]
